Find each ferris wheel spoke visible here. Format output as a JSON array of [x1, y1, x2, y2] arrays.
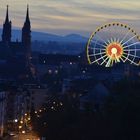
[[91, 40, 106, 48], [122, 35, 137, 46], [124, 48, 140, 51], [100, 56, 109, 65], [120, 56, 125, 62], [110, 25, 115, 39], [123, 42, 140, 49], [107, 39, 111, 44], [120, 30, 131, 44], [110, 38, 114, 43], [105, 54, 113, 67], [105, 58, 112, 67], [89, 52, 106, 57], [89, 47, 106, 51], [115, 54, 120, 62], [113, 37, 117, 42], [123, 52, 140, 58], [122, 55, 138, 65], [95, 34, 108, 46], [91, 54, 107, 64]]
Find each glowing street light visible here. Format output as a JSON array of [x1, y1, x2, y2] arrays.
[[28, 117, 31, 121], [14, 119, 18, 123], [22, 130, 25, 134], [19, 125, 22, 129]]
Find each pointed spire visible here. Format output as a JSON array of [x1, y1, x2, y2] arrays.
[[22, 4, 31, 60], [2, 5, 11, 43], [26, 4, 30, 22], [5, 5, 9, 22]]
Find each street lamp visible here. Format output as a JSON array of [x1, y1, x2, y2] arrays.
[[14, 119, 18, 123], [22, 130, 25, 134], [19, 126, 22, 129]]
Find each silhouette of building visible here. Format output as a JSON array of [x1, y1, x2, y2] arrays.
[[2, 5, 11, 44], [0, 5, 34, 81], [22, 5, 31, 61]]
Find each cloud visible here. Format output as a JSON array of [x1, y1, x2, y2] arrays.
[[0, 0, 139, 36]]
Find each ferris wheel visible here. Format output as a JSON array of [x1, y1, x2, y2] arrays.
[[86, 22, 140, 67]]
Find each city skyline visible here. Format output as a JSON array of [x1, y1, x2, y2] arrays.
[[0, 0, 140, 36]]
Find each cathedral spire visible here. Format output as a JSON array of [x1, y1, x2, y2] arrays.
[[22, 4, 31, 60], [2, 5, 12, 44], [5, 5, 9, 22], [26, 4, 30, 23]]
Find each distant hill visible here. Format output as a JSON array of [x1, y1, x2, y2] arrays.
[[0, 29, 88, 43]]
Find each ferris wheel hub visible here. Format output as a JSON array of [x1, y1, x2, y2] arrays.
[[111, 48, 117, 54], [106, 42, 123, 59]]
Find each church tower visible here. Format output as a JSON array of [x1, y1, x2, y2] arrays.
[[22, 5, 31, 59], [2, 5, 12, 44]]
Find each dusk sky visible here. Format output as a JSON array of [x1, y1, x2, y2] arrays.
[[0, 0, 140, 36]]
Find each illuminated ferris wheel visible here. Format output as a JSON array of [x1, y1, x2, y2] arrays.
[[86, 22, 140, 67]]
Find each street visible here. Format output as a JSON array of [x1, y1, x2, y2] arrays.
[[4, 132, 40, 140]]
